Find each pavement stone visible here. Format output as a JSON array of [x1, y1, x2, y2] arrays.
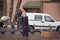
[[0, 32, 60, 40]]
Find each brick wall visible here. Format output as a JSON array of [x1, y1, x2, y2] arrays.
[[43, 3, 60, 20]]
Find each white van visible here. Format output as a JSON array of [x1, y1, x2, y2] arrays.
[[26, 13, 60, 33]]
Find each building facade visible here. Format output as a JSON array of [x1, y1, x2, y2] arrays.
[[0, 0, 60, 23]]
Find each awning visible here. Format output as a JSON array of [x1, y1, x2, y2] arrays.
[[24, 1, 42, 7]]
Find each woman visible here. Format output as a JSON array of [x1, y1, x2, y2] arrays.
[[22, 15, 29, 40]]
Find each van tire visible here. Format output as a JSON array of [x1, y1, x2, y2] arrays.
[[57, 27, 60, 34], [29, 25, 34, 34]]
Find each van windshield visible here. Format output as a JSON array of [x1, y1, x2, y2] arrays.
[[44, 16, 55, 22]]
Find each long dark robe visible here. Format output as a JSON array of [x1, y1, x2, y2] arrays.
[[22, 16, 29, 37]]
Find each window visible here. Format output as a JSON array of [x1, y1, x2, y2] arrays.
[[35, 15, 42, 21], [44, 16, 54, 22]]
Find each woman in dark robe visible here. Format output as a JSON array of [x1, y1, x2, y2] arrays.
[[22, 16, 29, 37]]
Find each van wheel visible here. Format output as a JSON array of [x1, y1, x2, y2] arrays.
[[57, 27, 60, 33], [29, 26, 34, 34]]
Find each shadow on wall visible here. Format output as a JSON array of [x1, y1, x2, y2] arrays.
[[57, 3, 60, 14], [52, 0, 60, 2], [57, 3, 60, 20]]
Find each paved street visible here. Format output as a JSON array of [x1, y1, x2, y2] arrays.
[[0, 32, 60, 40], [0, 25, 59, 40]]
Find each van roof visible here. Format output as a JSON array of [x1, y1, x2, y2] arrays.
[[26, 12, 50, 16]]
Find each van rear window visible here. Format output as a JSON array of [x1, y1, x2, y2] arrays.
[[35, 15, 42, 21]]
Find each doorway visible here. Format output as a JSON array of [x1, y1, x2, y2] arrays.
[[0, 0, 3, 17]]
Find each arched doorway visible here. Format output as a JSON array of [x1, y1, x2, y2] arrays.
[[0, 0, 6, 17], [0, 0, 3, 17]]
